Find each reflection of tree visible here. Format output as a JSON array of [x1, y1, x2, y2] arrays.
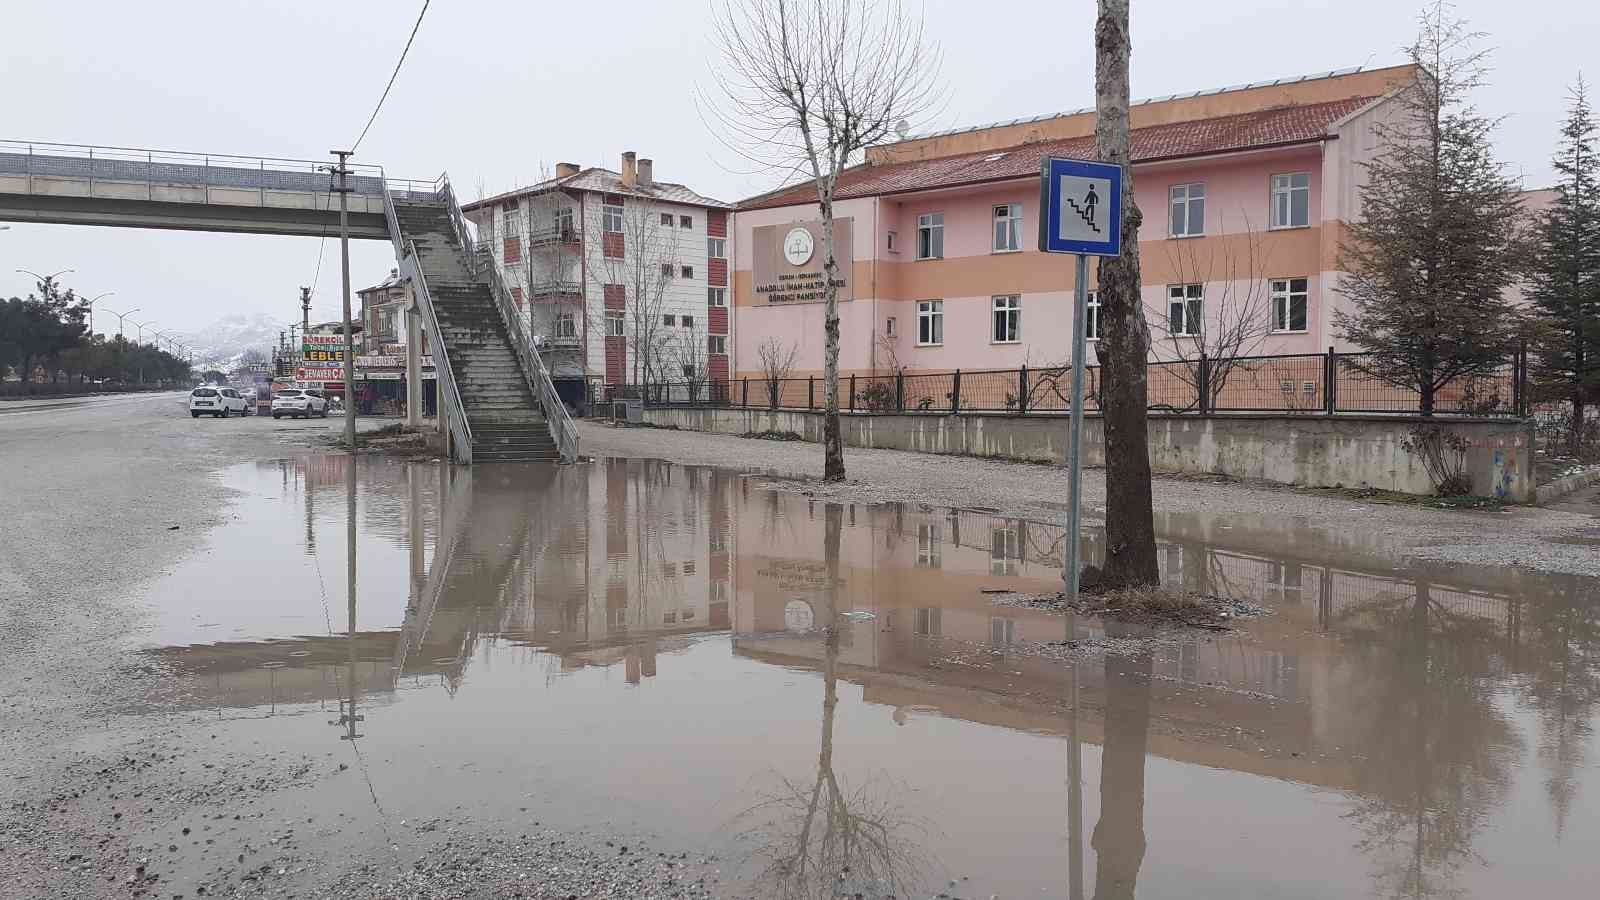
[[1091, 632, 1152, 900], [742, 504, 927, 898], [1340, 580, 1519, 899], [1514, 573, 1600, 836]]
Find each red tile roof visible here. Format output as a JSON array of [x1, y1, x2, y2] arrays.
[[740, 95, 1376, 210]]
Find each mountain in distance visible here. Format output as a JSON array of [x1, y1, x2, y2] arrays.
[[171, 312, 286, 370]]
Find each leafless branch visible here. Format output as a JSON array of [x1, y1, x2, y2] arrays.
[[1150, 212, 1277, 411], [758, 336, 800, 407]]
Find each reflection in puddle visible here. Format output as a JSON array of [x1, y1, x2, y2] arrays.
[[134, 456, 1600, 898]]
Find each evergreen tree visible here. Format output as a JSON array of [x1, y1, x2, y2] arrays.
[[1336, 4, 1524, 415], [1528, 77, 1600, 455]]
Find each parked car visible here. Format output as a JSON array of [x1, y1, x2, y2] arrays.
[[272, 389, 329, 419], [190, 386, 248, 418]]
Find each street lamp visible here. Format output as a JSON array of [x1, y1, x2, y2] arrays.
[[134, 320, 157, 347], [15, 267, 75, 300], [106, 306, 141, 339], [84, 291, 115, 338]]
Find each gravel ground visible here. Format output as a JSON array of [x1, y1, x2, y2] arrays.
[[578, 421, 1600, 577]]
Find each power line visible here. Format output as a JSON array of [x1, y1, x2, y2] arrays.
[[304, 185, 334, 324], [351, 0, 432, 152]]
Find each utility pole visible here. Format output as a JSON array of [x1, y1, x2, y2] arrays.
[[300, 286, 312, 341], [329, 150, 357, 451]]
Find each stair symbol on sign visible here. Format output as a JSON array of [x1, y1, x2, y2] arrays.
[[1064, 184, 1102, 234]]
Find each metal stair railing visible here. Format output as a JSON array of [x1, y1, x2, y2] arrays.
[[434, 173, 579, 463], [383, 182, 473, 464]]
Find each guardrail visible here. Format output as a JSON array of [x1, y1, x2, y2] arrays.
[[382, 182, 473, 463], [0, 139, 408, 196], [435, 174, 578, 463]]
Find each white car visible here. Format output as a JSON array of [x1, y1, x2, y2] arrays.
[[272, 389, 330, 419], [190, 386, 248, 418]]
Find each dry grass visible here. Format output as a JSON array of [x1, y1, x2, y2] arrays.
[[1077, 586, 1233, 629]]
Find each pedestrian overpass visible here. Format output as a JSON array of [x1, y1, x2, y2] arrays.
[[0, 140, 577, 463], [0, 140, 404, 238]]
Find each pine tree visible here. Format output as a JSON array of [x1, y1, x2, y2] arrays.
[[1528, 77, 1600, 455], [1336, 4, 1524, 415]]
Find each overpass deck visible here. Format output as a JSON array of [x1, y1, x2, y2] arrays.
[[0, 140, 432, 239]]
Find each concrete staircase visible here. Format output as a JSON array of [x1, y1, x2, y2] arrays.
[[391, 199, 559, 463]]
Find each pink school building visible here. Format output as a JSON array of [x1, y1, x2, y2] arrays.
[[731, 65, 1421, 382]]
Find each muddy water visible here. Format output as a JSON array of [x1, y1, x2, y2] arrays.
[[133, 455, 1599, 898]]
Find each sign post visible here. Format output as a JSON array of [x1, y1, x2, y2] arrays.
[[1039, 157, 1124, 607]]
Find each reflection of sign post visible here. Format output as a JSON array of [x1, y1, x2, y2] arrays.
[[1039, 157, 1124, 608]]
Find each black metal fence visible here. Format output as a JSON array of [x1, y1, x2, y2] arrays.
[[590, 347, 1530, 418]]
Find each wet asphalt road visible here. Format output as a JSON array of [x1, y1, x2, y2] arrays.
[[0, 396, 721, 900], [0, 395, 372, 898]]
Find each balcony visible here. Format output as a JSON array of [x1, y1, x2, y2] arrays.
[[529, 280, 583, 301], [547, 333, 582, 349], [529, 224, 582, 247]]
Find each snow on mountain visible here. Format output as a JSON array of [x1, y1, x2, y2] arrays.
[[172, 313, 284, 370]]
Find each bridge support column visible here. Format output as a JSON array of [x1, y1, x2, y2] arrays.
[[406, 304, 423, 430]]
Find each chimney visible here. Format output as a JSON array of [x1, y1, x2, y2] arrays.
[[637, 158, 653, 186], [621, 151, 637, 188], [555, 162, 579, 178]]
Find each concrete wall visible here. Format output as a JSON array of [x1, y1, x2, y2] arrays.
[[639, 407, 1536, 502]]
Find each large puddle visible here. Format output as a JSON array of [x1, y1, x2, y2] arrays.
[[130, 455, 1599, 898]]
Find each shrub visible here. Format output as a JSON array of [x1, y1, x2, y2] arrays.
[[1401, 424, 1473, 496]]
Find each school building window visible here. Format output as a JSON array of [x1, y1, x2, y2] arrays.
[[916, 213, 944, 260], [1169, 183, 1205, 237], [603, 203, 623, 233], [993, 203, 1022, 252], [917, 300, 944, 345], [1168, 284, 1203, 336], [708, 287, 726, 307], [1271, 173, 1311, 229], [1271, 277, 1309, 332], [992, 295, 1021, 343]]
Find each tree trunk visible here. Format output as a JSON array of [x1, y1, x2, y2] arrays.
[[1574, 393, 1586, 458], [1092, 0, 1159, 588], [820, 199, 846, 482]]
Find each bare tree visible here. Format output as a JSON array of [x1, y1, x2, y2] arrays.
[[1093, 0, 1160, 588], [711, 0, 942, 482], [757, 336, 799, 408], [1150, 216, 1276, 411], [586, 199, 682, 388], [672, 319, 711, 401]]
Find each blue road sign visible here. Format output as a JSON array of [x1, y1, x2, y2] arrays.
[[1039, 157, 1123, 256]]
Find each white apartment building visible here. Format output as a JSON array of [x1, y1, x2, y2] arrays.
[[462, 152, 733, 408]]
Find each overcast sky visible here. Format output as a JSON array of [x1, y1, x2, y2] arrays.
[[1, 0, 1590, 344]]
